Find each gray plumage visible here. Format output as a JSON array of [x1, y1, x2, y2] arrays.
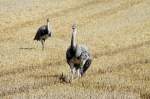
[[34, 18, 52, 50], [66, 24, 92, 78]]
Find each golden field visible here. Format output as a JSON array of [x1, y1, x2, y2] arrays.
[[0, 0, 150, 98]]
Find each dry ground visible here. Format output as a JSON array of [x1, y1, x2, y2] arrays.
[[0, 0, 150, 99]]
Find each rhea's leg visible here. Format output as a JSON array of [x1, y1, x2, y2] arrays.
[[77, 69, 81, 78], [79, 60, 87, 76], [33, 40, 38, 49], [71, 67, 76, 80], [41, 40, 44, 50]]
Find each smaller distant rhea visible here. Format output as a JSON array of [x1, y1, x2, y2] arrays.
[[34, 18, 52, 50]]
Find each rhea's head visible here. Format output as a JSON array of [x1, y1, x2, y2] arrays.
[[72, 23, 77, 30]]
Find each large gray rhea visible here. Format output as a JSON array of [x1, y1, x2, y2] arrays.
[[66, 24, 92, 79], [34, 18, 52, 50]]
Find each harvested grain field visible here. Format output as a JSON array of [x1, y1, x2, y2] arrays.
[[0, 0, 150, 99]]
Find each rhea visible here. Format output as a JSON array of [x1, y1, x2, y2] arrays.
[[34, 18, 52, 50], [66, 24, 92, 79]]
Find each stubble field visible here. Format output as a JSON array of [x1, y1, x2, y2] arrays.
[[0, 0, 150, 99]]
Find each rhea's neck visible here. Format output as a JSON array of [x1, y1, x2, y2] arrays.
[[71, 28, 77, 49], [47, 21, 50, 33]]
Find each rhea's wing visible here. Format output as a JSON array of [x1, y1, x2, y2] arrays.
[[39, 25, 48, 36], [34, 25, 48, 40], [80, 58, 92, 75], [34, 29, 41, 40], [66, 47, 77, 70], [76, 45, 90, 60], [66, 47, 72, 64]]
